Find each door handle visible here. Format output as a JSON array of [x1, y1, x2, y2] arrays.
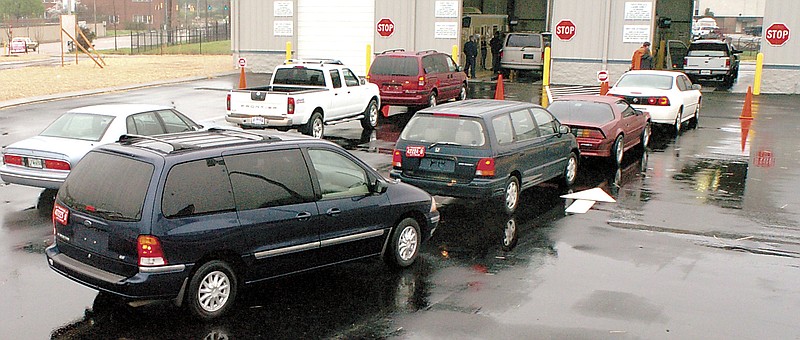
[[296, 212, 312, 220], [326, 208, 341, 216]]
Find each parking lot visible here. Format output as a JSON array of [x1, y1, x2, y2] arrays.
[[1, 73, 799, 339]]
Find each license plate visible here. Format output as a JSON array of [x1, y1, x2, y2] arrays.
[[252, 116, 266, 125], [523, 54, 534, 59], [406, 146, 426, 158], [700, 70, 711, 75], [420, 158, 455, 173], [26, 158, 43, 168]]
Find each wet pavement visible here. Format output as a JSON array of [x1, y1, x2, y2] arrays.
[[1, 74, 799, 339]]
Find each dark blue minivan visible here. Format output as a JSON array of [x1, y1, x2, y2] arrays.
[[46, 129, 438, 320], [390, 99, 579, 214]]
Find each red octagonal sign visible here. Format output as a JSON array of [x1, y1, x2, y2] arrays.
[[377, 18, 395, 37], [555, 19, 576, 41], [765, 23, 790, 46]]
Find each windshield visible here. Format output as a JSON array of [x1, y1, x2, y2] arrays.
[[40, 112, 115, 141], [273, 67, 326, 86], [548, 101, 615, 124], [505, 34, 541, 48], [401, 114, 487, 147], [59, 151, 153, 221], [616, 74, 674, 90], [369, 56, 418, 76]]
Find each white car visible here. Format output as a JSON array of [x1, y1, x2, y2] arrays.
[[1, 104, 205, 190], [608, 70, 702, 133]]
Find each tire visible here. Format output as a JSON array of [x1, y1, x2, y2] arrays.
[[674, 108, 683, 135], [721, 75, 734, 89], [186, 260, 238, 321], [562, 152, 578, 187], [638, 122, 651, 150], [302, 111, 324, 138], [502, 176, 520, 214], [428, 92, 437, 108], [361, 99, 378, 130], [456, 84, 467, 101], [37, 188, 57, 216], [688, 102, 700, 129], [611, 135, 624, 167], [384, 218, 421, 268]]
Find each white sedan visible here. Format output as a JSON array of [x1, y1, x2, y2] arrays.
[[1, 104, 204, 190], [608, 70, 702, 133]]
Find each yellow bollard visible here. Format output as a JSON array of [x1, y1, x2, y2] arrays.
[[753, 52, 763, 95], [452, 45, 459, 64], [286, 41, 292, 62], [541, 47, 551, 107], [366, 44, 372, 75]]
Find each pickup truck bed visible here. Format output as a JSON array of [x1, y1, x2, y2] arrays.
[[683, 40, 741, 88]]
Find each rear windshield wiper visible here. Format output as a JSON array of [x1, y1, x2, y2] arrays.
[[428, 141, 461, 148], [91, 208, 137, 222]]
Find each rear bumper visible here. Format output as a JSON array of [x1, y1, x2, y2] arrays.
[[631, 105, 679, 125], [389, 170, 506, 199], [501, 62, 543, 71], [46, 245, 190, 300], [0, 165, 65, 189], [225, 113, 299, 127], [379, 90, 431, 107], [684, 68, 734, 80], [576, 137, 613, 158]]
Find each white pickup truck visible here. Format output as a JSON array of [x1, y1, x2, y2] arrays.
[[226, 59, 380, 138], [683, 39, 741, 88]]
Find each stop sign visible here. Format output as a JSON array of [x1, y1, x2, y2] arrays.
[[555, 19, 576, 41], [765, 23, 790, 46], [377, 18, 395, 37]]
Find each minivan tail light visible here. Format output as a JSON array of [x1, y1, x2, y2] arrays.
[[475, 158, 495, 177], [287, 97, 295, 114], [137, 235, 167, 266], [226, 93, 231, 111], [418, 76, 425, 87], [3, 154, 23, 166], [392, 149, 402, 168]]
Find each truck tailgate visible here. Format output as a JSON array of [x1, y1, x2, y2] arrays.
[[228, 90, 287, 117], [684, 56, 727, 69]]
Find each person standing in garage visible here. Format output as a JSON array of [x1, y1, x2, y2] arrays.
[[490, 31, 503, 74], [464, 35, 478, 79]]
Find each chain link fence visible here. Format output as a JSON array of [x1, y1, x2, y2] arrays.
[[129, 22, 230, 54]]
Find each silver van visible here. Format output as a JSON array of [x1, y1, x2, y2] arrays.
[[500, 32, 544, 72]]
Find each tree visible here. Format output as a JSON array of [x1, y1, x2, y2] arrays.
[[0, 0, 44, 21]]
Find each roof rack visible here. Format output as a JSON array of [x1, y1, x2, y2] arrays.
[[416, 49, 438, 55], [379, 48, 406, 54], [284, 58, 343, 65], [117, 128, 282, 154], [118, 134, 197, 152]]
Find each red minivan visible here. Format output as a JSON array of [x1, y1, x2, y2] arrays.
[[367, 49, 468, 113]]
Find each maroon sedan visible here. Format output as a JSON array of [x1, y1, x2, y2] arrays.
[[548, 95, 650, 166]]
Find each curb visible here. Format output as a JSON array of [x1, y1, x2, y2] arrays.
[[0, 70, 239, 110]]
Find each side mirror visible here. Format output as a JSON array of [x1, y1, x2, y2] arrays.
[[634, 109, 644, 116], [360, 78, 366, 85], [692, 84, 702, 90], [558, 124, 571, 135], [373, 179, 388, 194], [455, 65, 462, 72]]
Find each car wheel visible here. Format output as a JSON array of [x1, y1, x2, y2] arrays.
[[611, 135, 624, 167], [502, 176, 520, 214], [674, 108, 683, 135], [384, 217, 421, 268], [303, 112, 324, 138], [722, 75, 734, 89], [457, 84, 467, 101], [562, 152, 578, 187], [638, 122, 651, 150], [428, 93, 437, 108], [688, 102, 700, 129], [361, 99, 378, 130], [187, 260, 238, 321]]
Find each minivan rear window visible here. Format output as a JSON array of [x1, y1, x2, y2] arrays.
[[505, 34, 541, 48], [58, 151, 153, 221], [400, 114, 487, 147], [370, 56, 419, 76]]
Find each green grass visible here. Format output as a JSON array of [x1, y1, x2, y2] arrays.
[[99, 40, 231, 55], [103, 29, 138, 37]]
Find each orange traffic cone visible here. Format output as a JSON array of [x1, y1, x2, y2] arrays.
[[740, 86, 753, 119], [494, 73, 505, 100], [600, 81, 609, 95], [740, 117, 751, 152], [238, 67, 247, 89]]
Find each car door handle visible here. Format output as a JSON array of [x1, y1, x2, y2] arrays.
[[326, 208, 341, 216], [296, 212, 312, 220]]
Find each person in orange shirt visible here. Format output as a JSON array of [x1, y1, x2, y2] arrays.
[[630, 41, 651, 70]]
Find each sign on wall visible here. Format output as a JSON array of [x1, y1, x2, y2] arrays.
[[435, 1, 459, 18], [623, 25, 650, 43], [274, 1, 293, 17], [624, 2, 652, 21], [764, 23, 790, 46], [434, 22, 458, 39], [274, 21, 293, 36]]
